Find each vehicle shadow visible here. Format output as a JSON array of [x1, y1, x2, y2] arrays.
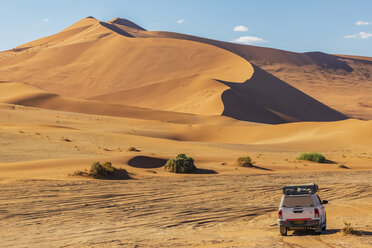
[[288, 229, 339, 236], [289, 228, 372, 236]]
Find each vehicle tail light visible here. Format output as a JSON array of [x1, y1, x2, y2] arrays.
[[278, 209, 283, 219], [314, 208, 319, 218]]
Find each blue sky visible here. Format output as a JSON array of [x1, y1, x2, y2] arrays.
[[1, 0, 372, 56]]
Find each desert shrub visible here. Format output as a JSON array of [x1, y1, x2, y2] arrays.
[[297, 152, 326, 163], [70, 161, 128, 179], [164, 154, 196, 173], [128, 146, 137, 151], [237, 156, 253, 167], [341, 221, 361, 236], [90, 161, 115, 178], [339, 164, 349, 169]]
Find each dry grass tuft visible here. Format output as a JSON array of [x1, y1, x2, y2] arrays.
[[128, 146, 140, 152], [341, 221, 361, 236], [297, 152, 325, 163]]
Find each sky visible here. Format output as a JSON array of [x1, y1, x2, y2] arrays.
[[0, 0, 372, 56]]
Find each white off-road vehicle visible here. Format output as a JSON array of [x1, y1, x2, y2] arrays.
[[278, 183, 328, 236]]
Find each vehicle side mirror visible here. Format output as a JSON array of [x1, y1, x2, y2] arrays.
[[322, 200, 328, 204]]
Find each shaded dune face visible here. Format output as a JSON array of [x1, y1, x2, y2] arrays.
[[220, 65, 348, 124], [0, 17, 352, 124], [108, 17, 147, 31], [99, 21, 134, 37]]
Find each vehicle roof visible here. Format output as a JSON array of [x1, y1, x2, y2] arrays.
[[282, 194, 317, 197]]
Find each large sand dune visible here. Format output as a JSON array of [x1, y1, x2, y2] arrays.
[[0, 17, 348, 123]]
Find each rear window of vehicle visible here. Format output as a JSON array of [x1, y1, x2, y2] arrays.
[[282, 196, 314, 207]]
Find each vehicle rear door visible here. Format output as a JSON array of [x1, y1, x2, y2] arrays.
[[282, 195, 315, 223]]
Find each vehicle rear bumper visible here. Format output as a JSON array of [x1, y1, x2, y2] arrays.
[[278, 219, 320, 228]]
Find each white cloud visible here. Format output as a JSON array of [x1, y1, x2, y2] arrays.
[[344, 34, 357, 39], [233, 25, 248, 32], [176, 19, 185, 24], [355, 20, 369, 26], [233, 36, 267, 45], [359, 32, 372, 39], [41, 18, 50, 23], [344, 31, 372, 39]]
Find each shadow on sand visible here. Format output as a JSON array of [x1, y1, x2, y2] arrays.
[[128, 156, 168, 169], [127, 156, 217, 174], [323, 159, 337, 164], [191, 168, 218, 174], [288, 229, 338, 236], [99, 22, 134, 37], [250, 165, 273, 171], [219, 65, 348, 124], [289, 228, 372, 236]]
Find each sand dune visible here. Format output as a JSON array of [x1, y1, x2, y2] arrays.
[[0, 17, 349, 123], [0, 82, 238, 124], [92, 75, 230, 115], [0, 17, 252, 97]]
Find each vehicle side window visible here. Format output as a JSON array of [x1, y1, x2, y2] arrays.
[[312, 195, 319, 206]]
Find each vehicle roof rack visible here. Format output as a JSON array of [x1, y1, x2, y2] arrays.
[[283, 183, 318, 195]]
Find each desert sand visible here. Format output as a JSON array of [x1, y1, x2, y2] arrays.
[[0, 17, 371, 247]]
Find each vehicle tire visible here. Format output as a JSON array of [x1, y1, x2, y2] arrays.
[[322, 216, 327, 231], [280, 225, 288, 236], [315, 225, 322, 235]]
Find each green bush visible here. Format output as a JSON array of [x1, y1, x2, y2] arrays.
[[237, 156, 253, 167], [164, 154, 196, 173], [297, 153, 326, 163], [71, 161, 128, 179]]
